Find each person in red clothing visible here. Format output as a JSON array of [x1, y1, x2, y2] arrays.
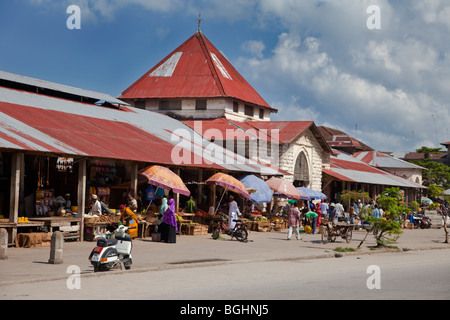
[[287, 200, 301, 240], [315, 201, 322, 231]]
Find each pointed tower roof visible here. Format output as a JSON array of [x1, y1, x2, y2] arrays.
[[121, 32, 276, 112]]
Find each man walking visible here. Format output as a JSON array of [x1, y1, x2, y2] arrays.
[[287, 200, 301, 240]]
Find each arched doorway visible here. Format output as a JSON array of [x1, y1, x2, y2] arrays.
[[293, 151, 310, 187]]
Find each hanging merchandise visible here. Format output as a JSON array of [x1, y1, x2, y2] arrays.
[[146, 185, 155, 201], [56, 157, 74, 172]]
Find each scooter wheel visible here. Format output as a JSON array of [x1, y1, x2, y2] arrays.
[[212, 228, 220, 240]]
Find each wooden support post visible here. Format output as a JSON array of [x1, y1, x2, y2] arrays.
[[174, 167, 180, 214], [9, 153, 24, 242], [77, 159, 87, 241], [197, 169, 203, 206], [131, 162, 138, 198], [9, 153, 23, 224]]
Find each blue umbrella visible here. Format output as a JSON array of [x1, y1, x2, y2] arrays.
[[297, 187, 327, 200], [239, 175, 274, 203]]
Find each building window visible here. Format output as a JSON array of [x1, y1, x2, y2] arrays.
[[196, 99, 207, 110], [244, 105, 254, 117], [135, 100, 145, 109], [159, 100, 181, 110], [233, 101, 239, 113], [259, 108, 264, 119]]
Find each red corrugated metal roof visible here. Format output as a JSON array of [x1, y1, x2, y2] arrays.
[[0, 100, 186, 165], [183, 118, 272, 142], [322, 168, 355, 182], [121, 32, 274, 111], [0, 86, 287, 176], [248, 121, 314, 144], [183, 118, 316, 144]]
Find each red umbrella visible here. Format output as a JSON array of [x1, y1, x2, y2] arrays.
[[265, 177, 301, 200]]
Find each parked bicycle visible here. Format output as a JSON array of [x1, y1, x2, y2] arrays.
[[212, 217, 248, 242]]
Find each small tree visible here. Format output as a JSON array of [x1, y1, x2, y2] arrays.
[[443, 207, 448, 244], [416, 146, 442, 159], [340, 190, 371, 210], [427, 184, 444, 199], [363, 187, 405, 247]]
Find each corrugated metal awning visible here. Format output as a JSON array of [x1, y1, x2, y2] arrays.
[[323, 151, 426, 189], [0, 86, 283, 176], [0, 70, 128, 106]]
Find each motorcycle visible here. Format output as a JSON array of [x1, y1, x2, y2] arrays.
[[88, 225, 136, 272], [212, 217, 248, 242], [419, 215, 432, 229], [413, 214, 432, 229]]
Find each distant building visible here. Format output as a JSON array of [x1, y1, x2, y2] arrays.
[[120, 31, 277, 122], [183, 118, 332, 191], [318, 126, 373, 155], [120, 29, 331, 194], [440, 141, 450, 166]]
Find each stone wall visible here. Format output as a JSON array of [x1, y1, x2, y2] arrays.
[[279, 128, 329, 191]]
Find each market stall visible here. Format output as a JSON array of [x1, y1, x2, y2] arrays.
[[0, 218, 45, 246]]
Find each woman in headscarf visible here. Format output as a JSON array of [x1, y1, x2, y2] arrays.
[[160, 198, 177, 243], [158, 197, 168, 224]]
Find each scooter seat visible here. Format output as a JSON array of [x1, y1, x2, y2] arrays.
[[96, 237, 118, 247]]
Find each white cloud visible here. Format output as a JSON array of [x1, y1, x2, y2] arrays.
[[29, 0, 184, 22], [241, 40, 265, 59], [235, 1, 450, 151]]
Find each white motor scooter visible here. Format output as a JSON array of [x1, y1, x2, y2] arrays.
[[89, 225, 135, 272]]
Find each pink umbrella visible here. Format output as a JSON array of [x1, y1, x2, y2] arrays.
[[265, 177, 307, 200], [205, 172, 250, 200]]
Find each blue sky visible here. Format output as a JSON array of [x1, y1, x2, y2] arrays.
[[1, 0, 450, 153]]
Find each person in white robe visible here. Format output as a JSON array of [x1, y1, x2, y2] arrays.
[[228, 195, 242, 229]]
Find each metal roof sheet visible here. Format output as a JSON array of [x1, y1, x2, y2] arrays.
[[183, 118, 328, 146], [354, 151, 426, 170], [0, 70, 128, 106], [121, 32, 275, 111], [324, 151, 426, 189], [0, 86, 283, 176]]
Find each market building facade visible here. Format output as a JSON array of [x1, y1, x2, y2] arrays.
[[120, 30, 332, 198], [0, 70, 283, 244]]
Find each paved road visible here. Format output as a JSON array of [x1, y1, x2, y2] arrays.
[[2, 248, 450, 301], [1, 227, 450, 302]]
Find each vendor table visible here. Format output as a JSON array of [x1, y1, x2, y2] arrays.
[[177, 213, 195, 235], [29, 217, 82, 241], [0, 220, 45, 246]]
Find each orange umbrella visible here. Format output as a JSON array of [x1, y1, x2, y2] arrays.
[[205, 172, 251, 200], [139, 165, 190, 196], [265, 177, 300, 200]]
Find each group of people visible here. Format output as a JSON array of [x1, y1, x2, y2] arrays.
[[285, 199, 322, 240], [86, 191, 180, 243], [285, 198, 385, 240]]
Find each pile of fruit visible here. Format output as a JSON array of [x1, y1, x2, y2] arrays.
[[18, 217, 29, 223], [253, 216, 269, 222]]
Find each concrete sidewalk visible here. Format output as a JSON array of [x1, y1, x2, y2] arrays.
[[1, 227, 449, 287]]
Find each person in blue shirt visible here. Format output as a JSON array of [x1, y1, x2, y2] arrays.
[[329, 203, 337, 223], [371, 204, 381, 218]]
